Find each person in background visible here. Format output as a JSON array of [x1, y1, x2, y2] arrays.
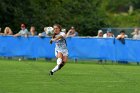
[[131, 28, 140, 64], [66, 26, 78, 37], [116, 30, 128, 39], [61, 28, 67, 34], [38, 27, 53, 37], [0, 27, 13, 35], [38, 27, 53, 61], [28, 26, 37, 36], [13, 23, 29, 37], [27, 26, 37, 60], [96, 30, 103, 38], [0, 27, 13, 59], [116, 30, 128, 64], [96, 30, 103, 63], [0, 28, 4, 35], [4, 27, 13, 35], [13, 23, 29, 61], [102, 29, 114, 63], [131, 28, 140, 40], [103, 29, 114, 38]]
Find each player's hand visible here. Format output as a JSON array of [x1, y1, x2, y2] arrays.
[[50, 40, 53, 44], [50, 39, 56, 44]]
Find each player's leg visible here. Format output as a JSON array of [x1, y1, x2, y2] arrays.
[[58, 56, 68, 70], [58, 49, 68, 70], [50, 52, 63, 75]]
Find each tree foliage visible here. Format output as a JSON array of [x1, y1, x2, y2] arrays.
[[0, 0, 140, 35]]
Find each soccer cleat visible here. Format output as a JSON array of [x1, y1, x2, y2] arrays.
[[49, 71, 53, 75]]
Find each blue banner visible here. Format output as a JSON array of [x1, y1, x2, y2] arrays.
[[0, 36, 139, 62], [0, 36, 55, 58]]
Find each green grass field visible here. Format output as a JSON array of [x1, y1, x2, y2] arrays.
[[0, 59, 140, 93]]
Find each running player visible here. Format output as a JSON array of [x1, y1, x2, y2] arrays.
[[49, 24, 68, 75]]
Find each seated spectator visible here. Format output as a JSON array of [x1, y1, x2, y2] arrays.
[[28, 26, 37, 36], [38, 27, 53, 37], [14, 23, 29, 37], [3, 27, 13, 35], [66, 26, 78, 37], [116, 30, 128, 39], [96, 30, 103, 38], [131, 28, 140, 39]]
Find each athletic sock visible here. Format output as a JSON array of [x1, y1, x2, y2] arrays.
[[52, 65, 59, 72], [58, 62, 65, 70], [51, 58, 62, 73], [57, 58, 62, 65]]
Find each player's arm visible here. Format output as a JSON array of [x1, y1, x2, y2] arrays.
[[52, 35, 63, 41], [50, 35, 63, 44], [51, 35, 63, 41]]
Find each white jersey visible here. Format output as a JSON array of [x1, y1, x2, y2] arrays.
[[54, 32, 68, 56]]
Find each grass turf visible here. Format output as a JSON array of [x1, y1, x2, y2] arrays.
[[0, 59, 140, 93]]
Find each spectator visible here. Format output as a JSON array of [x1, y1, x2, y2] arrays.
[[96, 30, 103, 38], [108, 31, 114, 38], [62, 28, 67, 34], [66, 26, 78, 37], [103, 29, 114, 38], [116, 30, 128, 45], [14, 23, 29, 37], [116, 30, 128, 64], [27, 26, 37, 60], [131, 28, 140, 40], [116, 30, 128, 39], [28, 26, 37, 36], [38, 27, 53, 61], [102, 29, 114, 63], [38, 27, 53, 37], [131, 28, 140, 64], [96, 30, 103, 63], [0, 27, 2, 34], [3, 27, 13, 35]]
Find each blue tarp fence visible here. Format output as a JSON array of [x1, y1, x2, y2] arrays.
[[0, 36, 140, 62]]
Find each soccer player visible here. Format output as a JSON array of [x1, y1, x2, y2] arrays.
[[49, 24, 68, 75]]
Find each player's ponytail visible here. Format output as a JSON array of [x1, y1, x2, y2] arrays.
[[52, 33, 57, 39]]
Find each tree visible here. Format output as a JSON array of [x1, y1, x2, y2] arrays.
[[0, 0, 108, 36]]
